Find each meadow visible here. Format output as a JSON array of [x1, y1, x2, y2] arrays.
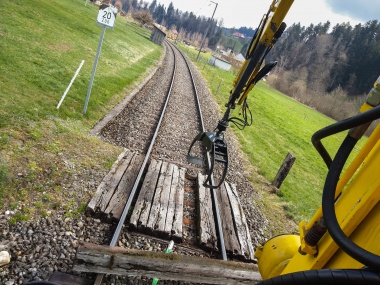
[[0, 0, 161, 219]]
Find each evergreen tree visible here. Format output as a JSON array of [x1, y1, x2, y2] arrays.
[[148, 0, 156, 14], [166, 2, 175, 28], [131, 0, 138, 10], [121, 0, 130, 13], [153, 4, 165, 24], [208, 26, 222, 49]]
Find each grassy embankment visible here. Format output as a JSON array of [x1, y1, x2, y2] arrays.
[[180, 44, 366, 223], [0, 0, 162, 221]]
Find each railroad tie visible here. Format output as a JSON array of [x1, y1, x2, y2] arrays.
[[129, 159, 185, 242], [86, 148, 143, 222], [197, 174, 255, 261]]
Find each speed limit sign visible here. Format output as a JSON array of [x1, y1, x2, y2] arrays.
[[96, 4, 117, 29], [83, 4, 118, 114]]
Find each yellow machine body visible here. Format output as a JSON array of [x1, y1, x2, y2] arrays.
[[283, 123, 380, 273], [225, 0, 380, 281], [255, 121, 380, 278], [254, 235, 300, 279]]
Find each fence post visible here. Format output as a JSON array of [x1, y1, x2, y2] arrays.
[[216, 79, 223, 95], [272, 152, 296, 190]]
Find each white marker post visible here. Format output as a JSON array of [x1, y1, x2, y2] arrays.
[[57, 60, 85, 109], [83, 4, 117, 114]]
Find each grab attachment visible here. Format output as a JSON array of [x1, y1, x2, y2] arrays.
[[187, 130, 228, 189]]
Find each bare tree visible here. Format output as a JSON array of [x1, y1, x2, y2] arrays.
[[132, 9, 154, 27]]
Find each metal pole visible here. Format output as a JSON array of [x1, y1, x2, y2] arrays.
[[83, 26, 106, 114], [196, 1, 218, 61]]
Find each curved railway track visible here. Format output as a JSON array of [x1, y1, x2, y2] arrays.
[[92, 41, 228, 284], [0, 38, 276, 285]]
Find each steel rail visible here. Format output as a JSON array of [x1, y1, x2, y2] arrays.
[[168, 41, 227, 261], [94, 41, 227, 284], [94, 42, 178, 285]]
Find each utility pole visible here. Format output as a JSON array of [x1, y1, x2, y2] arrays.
[[196, 1, 218, 61]]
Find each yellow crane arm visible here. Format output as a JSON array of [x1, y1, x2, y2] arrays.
[[229, 0, 294, 107]]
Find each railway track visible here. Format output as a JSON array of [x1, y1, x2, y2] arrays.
[[84, 40, 256, 284], [97, 40, 210, 241]]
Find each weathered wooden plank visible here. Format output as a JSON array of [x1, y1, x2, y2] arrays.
[[146, 161, 169, 233], [151, 155, 203, 172], [217, 183, 240, 256], [74, 242, 262, 285], [197, 174, 217, 250], [164, 164, 178, 237], [86, 149, 130, 216], [129, 159, 162, 230], [215, 184, 231, 253], [171, 167, 185, 241], [96, 150, 135, 213], [156, 163, 174, 234], [103, 152, 144, 222], [226, 182, 255, 260], [225, 182, 248, 258], [230, 183, 255, 260]]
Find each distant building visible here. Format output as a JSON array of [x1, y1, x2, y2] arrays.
[[208, 55, 232, 71], [232, 32, 245, 39], [168, 29, 178, 40], [235, 53, 246, 62], [150, 24, 166, 45]]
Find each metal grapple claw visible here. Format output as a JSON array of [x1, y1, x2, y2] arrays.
[[187, 131, 228, 189]]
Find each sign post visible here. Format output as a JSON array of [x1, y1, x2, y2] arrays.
[[83, 4, 117, 114]]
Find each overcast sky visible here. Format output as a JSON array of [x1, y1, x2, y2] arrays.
[[149, 0, 380, 29]]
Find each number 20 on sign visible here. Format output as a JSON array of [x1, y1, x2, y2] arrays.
[[96, 4, 117, 29]]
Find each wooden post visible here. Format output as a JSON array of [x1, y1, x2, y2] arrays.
[[74, 242, 262, 284], [272, 153, 296, 189], [216, 79, 223, 95]]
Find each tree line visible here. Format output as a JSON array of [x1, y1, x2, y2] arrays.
[[112, 0, 223, 49], [267, 20, 380, 96], [111, 0, 379, 96], [265, 20, 379, 131]]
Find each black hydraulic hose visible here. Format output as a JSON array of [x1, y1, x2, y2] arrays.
[[313, 106, 380, 141], [312, 140, 333, 168], [246, 9, 270, 59], [252, 61, 277, 85], [257, 269, 380, 284], [312, 105, 380, 168], [322, 134, 380, 270]]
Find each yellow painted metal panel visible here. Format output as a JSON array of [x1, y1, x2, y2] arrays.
[[282, 128, 380, 273]]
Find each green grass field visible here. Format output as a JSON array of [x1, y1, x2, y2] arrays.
[[0, 0, 160, 126], [179, 43, 366, 222], [0, 0, 162, 218]]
